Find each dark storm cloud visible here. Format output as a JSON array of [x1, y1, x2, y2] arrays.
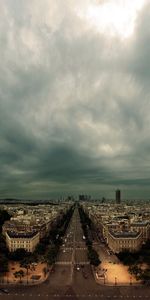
[[0, 0, 150, 199]]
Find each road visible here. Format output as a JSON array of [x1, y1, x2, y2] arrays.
[[0, 206, 150, 299]]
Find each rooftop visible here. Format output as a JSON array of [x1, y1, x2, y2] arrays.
[[109, 230, 140, 238], [6, 231, 38, 239]]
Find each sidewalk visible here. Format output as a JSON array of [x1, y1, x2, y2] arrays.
[[92, 262, 141, 286]]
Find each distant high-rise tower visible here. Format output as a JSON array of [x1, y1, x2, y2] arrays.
[[116, 189, 121, 204]]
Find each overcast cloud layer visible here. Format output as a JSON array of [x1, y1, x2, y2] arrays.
[[0, 0, 150, 199]]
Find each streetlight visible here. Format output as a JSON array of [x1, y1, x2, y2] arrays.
[[7, 273, 9, 284], [130, 276, 132, 285]]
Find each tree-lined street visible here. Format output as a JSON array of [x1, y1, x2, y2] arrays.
[[0, 205, 150, 299]]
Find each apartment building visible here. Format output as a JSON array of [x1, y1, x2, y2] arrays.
[[130, 221, 149, 242], [5, 231, 40, 253], [107, 230, 142, 253]]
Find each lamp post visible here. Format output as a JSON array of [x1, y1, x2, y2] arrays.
[[27, 266, 29, 284], [130, 276, 132, 285], [7, 273, 9, 284]]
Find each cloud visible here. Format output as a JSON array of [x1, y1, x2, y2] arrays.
[[0, 0, 149, 199]]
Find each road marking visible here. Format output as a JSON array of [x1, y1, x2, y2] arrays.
[[1, 293, 149, 299]]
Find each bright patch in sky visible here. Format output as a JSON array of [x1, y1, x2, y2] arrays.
[[82, 0, 146, 39]]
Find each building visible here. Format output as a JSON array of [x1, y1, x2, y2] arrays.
[[116, 190, 121, 204], [81, 201, 150, 254], [130, 221, 149, 242], [5, 231, 40, 253], [79, 195, 91, 201], [107, 229, 142, 253]]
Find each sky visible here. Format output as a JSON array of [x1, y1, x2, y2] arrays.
[[0, 0, 150, 200]]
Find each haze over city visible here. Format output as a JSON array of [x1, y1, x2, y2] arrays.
[[0, 0, 150, 199]]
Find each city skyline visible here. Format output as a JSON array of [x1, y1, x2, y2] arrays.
[[0, 0, 150, 199]]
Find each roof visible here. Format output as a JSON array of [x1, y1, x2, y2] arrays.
[[6, 231, 38, 239], [131, 221, 149, 227], [109, 230, 140, 239]]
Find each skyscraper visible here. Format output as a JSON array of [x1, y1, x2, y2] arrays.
[[116, 189, 121, 204]]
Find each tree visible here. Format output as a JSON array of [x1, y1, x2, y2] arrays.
[[129, 265, 142, 278], [0, 240, 8, 255], [0, 255, 9, 275], [35, 243, 46, 255], [87, 247, 101, 267], [117, 250, 137, 265], [9, 248, 28, 261], [46, 245, 59, 265], [20, 259, 30, 277], [13, 270, 25, 283], [43, 266, 48, 277], [142, 269, 150, 280], [0, 210, 11, 229], [86, 239, 92, 246]]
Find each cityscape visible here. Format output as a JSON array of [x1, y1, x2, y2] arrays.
[[1, 0, 150, 299], [0, 192, 150, 299]]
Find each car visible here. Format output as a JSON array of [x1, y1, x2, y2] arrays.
[[0, 289, 9, 294], [83, 272, 88, 279], [144, 280, 150, 286], [51, 266, 55, 273], [96, 273, 104, 279]]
